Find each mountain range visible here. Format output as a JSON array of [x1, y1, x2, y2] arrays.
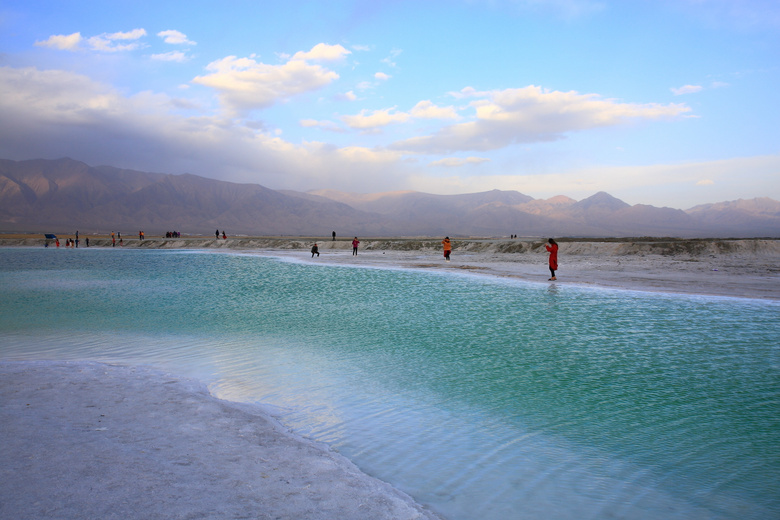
[[1, 158, 778, 238]]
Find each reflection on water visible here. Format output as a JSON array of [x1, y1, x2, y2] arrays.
[[1, 248, 778, 520]]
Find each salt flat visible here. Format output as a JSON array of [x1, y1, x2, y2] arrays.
[[0, 361, 441, 520]]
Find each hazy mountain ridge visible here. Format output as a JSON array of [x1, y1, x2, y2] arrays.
[[1, 158, 778, 237]]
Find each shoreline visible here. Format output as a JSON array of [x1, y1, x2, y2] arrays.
[[3, 236, 777, 300], [262, 247, 780, 301], [0, 360, 442, 520]]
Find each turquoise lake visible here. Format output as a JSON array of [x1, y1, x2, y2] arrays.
[[1, 247, 778, 519]]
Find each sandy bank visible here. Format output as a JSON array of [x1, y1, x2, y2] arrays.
[[2, 236, 778, 300], [0, 361, 441, 520], [2, 235, 779, 256]]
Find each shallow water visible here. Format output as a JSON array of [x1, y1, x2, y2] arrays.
[[1, 248, 778, 519]]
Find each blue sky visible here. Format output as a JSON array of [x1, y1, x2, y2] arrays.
[[1, 0, 778, 209]]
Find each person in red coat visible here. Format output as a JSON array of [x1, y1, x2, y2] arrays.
[[546, 238, 558, 281]]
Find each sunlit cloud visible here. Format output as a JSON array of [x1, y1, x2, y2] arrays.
[[158, 30, 196, 45], [410, 100, 459, 119], [341, 107, 411, 130], [151, 51, 189, 62], [335, 90, 357, 101], [87, 29, 147, 52], [34, 32, 82, 51], [392, 85, 691, 154], [671, 84, 703, 95], [192, 44, 348, 115], [300, 119, 346, 132], [35, 29, 147, 53], [292, 43, 351, 61], [375, 72, 391, 80]]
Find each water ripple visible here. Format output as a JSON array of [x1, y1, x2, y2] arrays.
[[1, 248, 778, 520]]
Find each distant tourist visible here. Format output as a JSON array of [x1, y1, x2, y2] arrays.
[[85, 237, 89, 247], [352, 237, 360, 256], [546, 238, 558, 281], [311, 243, 319, 257], [216, 229, 220, 239], [332, 231, 336, 241], [75, 230, 79, 248], [222, 231, 226, 239], [442, 236, 452, 262], [111, 232, 115, 247]]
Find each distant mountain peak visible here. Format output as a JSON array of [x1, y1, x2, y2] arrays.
[[573, 191, 630, 211]]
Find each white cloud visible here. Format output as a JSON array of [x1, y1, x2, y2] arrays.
[[375, 72, 391, 80], [392, 85, 691, 154], [410, 100, 459, 119], [158, 30, 196, 45], [87, 28, 147, 52], [109, 28, 147, 40], [381, 48, 402, 67], [336, 90, 357, 101], [671, 84, 703, 95], [448, 86, 492, 99], [35, 29, 147, 53], [34, 32, 83, 51], [192, 44, 347, 115], [341, 107, 411, 130], [292, 43, 351, 61], [696, 179, 714, 186], [429, 157, 490, 167], [151, 51, 189, 62]]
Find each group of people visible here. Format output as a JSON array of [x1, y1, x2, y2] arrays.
[[310, 236, 359, 257], [45, 232, 90, 248], [310, 235, 560, 281], [165, 231, 181, 238], [215, 230, 227, 239], [445, 236, 558, 279]]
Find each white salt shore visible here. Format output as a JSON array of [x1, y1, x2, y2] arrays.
[[264, 243, 780, 301], [0, 361, 441, 520]]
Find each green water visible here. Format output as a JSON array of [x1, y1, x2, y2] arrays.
[[1, 248, 778, 519]]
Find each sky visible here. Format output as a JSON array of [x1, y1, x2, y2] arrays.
[[1, 0, 778, 209]]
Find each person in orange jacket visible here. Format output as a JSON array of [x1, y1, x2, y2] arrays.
[[442, 236, 452, 262]]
